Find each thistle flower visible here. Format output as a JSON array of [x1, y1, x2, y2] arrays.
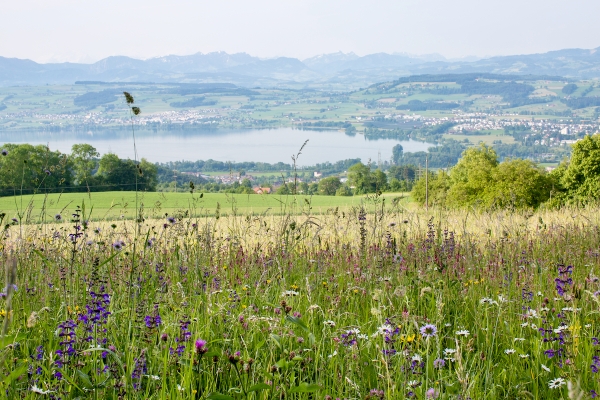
[[433, 358, 445, 368], [112, 240, 125, 251], [195, 339, 208, 355]]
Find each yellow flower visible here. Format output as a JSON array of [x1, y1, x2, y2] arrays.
[[322, 281, 328, 286], [223, 265, 227, 270], [242, 305, 247, 309], [242, 286, 248, 291], [353, 289, 359, 294], [266, 279, 272, 284], [0, 309, 5, 317], [291, 284, 299, 290], [401, 334, 415, 343]]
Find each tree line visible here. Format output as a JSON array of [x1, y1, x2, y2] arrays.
[[411, 134, 600, 209], [0, 144, 157, 196]]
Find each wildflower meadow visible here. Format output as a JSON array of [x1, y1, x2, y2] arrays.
[[1, 201, 600, 399]]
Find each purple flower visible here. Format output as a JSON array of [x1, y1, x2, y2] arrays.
[[420, 324, 437, 338], [426, 388, 439, 399], [167, 216, 176, 224], [131, 352, 147, 390], [195, 339, 208, 355], [592, 356, 600, 373], [34, 345, 44, 361], [112, 240, 124, 251], [144, 305, 162, 329], [1, 149, 7, 156], [433, 358, 445, 369], [45, 169, 51, 176]]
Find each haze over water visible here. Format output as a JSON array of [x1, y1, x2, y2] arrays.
[[0, 128, 432, 165]]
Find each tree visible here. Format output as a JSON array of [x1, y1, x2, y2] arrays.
[[347, 162, 373, 194], [562, 83, 578, 95], [318, 176, 342, 195], [372, 169, 388, 191], [70, 143, 99, 186], [446, 144, 499, 208], [0, 144, 72, 196], [388, 165, 416, 182], [335, 185, 353, 196], [97, 154, 157, 191], [298, 181, 309, 194], [483, 159, 552, 209], [392, 144, 403, 164], [412, 170, 451, 207], [560, 134, 600, 203]]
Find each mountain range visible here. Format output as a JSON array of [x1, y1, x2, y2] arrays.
[[1, 47, 600, 88]]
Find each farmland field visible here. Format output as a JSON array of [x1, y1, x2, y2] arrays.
[[0, 191, 412, 221]]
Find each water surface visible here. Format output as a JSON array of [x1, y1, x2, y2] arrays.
[[0, 128, 433, 165]]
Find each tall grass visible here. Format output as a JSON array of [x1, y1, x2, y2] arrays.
[[0, 201, 599, 399]]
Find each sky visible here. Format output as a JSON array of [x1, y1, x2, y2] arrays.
[[2, 0, 599, 64]]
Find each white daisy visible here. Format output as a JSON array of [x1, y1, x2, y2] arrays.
[[554, 326, 567, 334], [443, 348, 457, 355], [504, 349, 516, 355], [480, 297, 497, 305], [323, 320, 336, 327], [456, 330, 470, 337], [548, 377, 566, 389], [282, 290, 299, 297]]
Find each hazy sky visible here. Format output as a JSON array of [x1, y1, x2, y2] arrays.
[[3, 0, 599, 63]]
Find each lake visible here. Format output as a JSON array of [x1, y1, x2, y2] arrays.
[[0, 128, 433, 165]]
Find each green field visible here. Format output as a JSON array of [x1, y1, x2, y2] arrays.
[[0, 191, 412, 221]]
